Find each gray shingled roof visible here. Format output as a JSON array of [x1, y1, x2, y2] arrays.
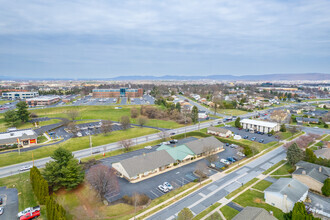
[[265, 178, 308, 204], [185, 136, 224, 155], [117, 150, 176, 178], [293, 161, 330, 183], [233, 206, 277, 220], [314, 148, 330, 160], [207, 126, 231, 134]]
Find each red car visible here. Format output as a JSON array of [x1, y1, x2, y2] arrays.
[[20, 210, 40, 220]]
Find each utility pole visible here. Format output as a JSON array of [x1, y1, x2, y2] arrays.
[[32, 152, 34, 167], [17, 138, 21, 155], [90, 135, 92, 155], [184, 113, 187, 139]]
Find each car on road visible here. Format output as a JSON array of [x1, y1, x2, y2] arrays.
[[77, 132, 82, 137], [251, 137, 256, 141], [92, 150, 101, 154], [243, 135, 248, 139], [158, 185, 169, 193], [19, 165, 33, 171], [225, 143, 230, 146], [0, 207, 3, 215], [144, 146, 152, 150], [170, 132, 176, 135], [227, 157, 236, 162], [259, 139, 264, 143], [163, 182, 173, 190], [220, 158, 230, 165]]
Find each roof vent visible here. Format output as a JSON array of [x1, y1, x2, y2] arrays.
[[302, 170, 306, 175]]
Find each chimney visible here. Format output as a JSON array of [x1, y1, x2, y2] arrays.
[[302, 170, 306, 175], [319, 166, 322, 172]]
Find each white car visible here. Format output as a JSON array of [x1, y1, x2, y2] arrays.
[[144, 146, 152, 150], [237, 151, 245, 157], [19, 165, 33, 171], [158, 185, 168, 193], [0, 207, 3, 215], [163, 182, 173, 190], [220, 159, 230, 165], [162, 141, 170, 145], [77, 132, 82, 137]]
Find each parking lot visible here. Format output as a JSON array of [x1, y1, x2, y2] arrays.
[[0, 187, 18, 220], [100, 137, 243, 202], [226, 127, 278, 144]]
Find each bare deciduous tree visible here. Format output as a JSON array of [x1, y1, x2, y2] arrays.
[[137, 116, 148, 127], [120, 116, 131, 130], [287, 126, 298, 137], [131, 107, 139, 118], [203, 146, 218, 164], [101, 120, 112, 135], [67, 122, 78, 137], [67, 110, 80, 121], [119, 139, 133, 152], [195, 161, 208, 179], [158, 131, 169, 141], [87, 165, 119, 200]]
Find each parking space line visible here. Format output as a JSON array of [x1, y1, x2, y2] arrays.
[[150, 190, 159, 198]]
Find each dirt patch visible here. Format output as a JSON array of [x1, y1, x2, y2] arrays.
[[253, 198, 264, 204]]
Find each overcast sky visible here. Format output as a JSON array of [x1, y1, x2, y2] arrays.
[[1, 0, 330, 79]]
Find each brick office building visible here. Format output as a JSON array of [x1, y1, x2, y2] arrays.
[[92, 88, 143, 98]]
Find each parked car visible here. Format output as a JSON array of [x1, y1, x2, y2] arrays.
[[162, 141, 171, 145], [170, 132, 176, 135], [251, 137, 256, 141], [0, 207, 3, 215], [267, 133, 273, 137], [77, 132, 82, 137], [227, 157, 236, 162], [225, 143, 230, 146], [259, 139, 264, 143], [19, 165, 33, 172], [220, 159, 230, 165], [230, 144, 238, 149], [0, 197, 2, 205], [158, 185, 169, 193], [260, 132, 264, 135], [238, 127, 243, 130], [20, 209, 41, 220], [163, 182, 173, 190], [17, 206, 40, 218], [169, 139, 178, 144], [237, 151, 245, 157], [144, 146, 152, 150], [243, 135, 248, 139], [245, 129, 249, 132]]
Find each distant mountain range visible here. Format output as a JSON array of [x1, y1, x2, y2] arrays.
[[109, 73, 330, 81], [0, 73, 329, 81]]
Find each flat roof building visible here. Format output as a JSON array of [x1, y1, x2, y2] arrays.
[[0, 129, 38, 147], [2, 91, 39, 100], [92, 88, 143, 98], [240, 119, 280, 133], [26, 96, 60, 107]]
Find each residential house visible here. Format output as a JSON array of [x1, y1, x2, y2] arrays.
[[198, 111, 208, 119], [319, 103, 330, 109], [292, 161, 330, 194], [264, 178, 309, 212], [270, 110, 291, 123], [232, 206, 277, 220], [314, 148, 330, 159], [295, 117, 319, 124], [207, 126, 233, 138]]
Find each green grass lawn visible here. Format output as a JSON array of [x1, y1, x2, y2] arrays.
[[0, 118, 62, 132], [278, 131, 293, 140], [217, 109, 248, 116], [220, 205, 239, 220], [206, 212, 222, 220], [233, 190, 285, 220], [252, 180, 273, 191], [0, 127, 157, 168], [226, 178, 258, 199], [193, 203, 221, 220], [0, 100, 13, 105], [37, 135, 48, 144], [271, 163, 294, 176], [262, 160, 286, 175]]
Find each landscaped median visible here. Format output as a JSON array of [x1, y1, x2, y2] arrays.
[[0, 127, 158, 167]]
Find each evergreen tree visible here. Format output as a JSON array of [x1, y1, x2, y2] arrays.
[[280, 124, 286, 132], [16, 101, 30, 123], [235, 117, 241, 128], [190, 106, 199, 124], [305, 148, 317, 163], [322, 178, 330, 196], [175, 102, 181, 112], [4, 110, 20, 127], [287, 143, 304, 165]]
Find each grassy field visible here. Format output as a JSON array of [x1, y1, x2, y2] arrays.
[[0, 100, 13, 105], [0, 127, 157, 168], [217, 109, 248, 116], [233, 190, 285, 220], [270, 163, 294, 178], [0, 118, 62, 132], [252, 180, 273, 191], [27, 105, 184, 129], [220, 205, 239, 220]]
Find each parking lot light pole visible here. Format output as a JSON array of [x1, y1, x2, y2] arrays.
[[90, 135, 92, 155]]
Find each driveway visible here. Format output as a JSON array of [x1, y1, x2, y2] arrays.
[[0, 187, 18, 220], [226, 127, 278, 144]]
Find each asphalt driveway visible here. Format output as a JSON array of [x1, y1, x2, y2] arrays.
[[226, 127, 278, 144]]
